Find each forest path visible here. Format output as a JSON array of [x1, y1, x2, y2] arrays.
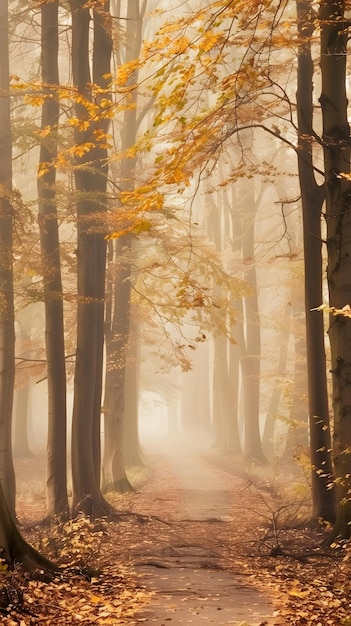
[[128, 439, 279, 625]]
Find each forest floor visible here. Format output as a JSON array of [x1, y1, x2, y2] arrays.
[[1, 439, 350, 625]]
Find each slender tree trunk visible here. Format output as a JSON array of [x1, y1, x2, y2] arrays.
[[13, 383, 32, 458], [0, 0, 16, 517], [241, 210, 265, 463], [262, 306, 290, 456], [206, 193, 235, 450], [197, 343, 212, 444], [123, 321, 143, 466], [91, 2, 113, 489], [179, 345, 212, 445], [103, 0, 145, 490], [181, 366, 202, 440], [102, 237, 134, 492], [319, 0, 351, 537], [38, 0, 69, 519], [70, 0, 112, 516], [296, 0, 335, 522], [212, 335, 230, 448], [103, 364, 133, 493], [13, 328, 32, 458], [285, 299, 309, 453], [227, 191, 244, 456], [0, 0, 56, 572], [103, 239, 134, 492]]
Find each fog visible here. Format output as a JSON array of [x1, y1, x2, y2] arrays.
[[10, 0, 306, 504]]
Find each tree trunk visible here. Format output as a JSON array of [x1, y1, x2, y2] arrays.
[[0, 0, 56, 573], [102, 247, 134, 493], [319, 0, 351, 537], [206, 192, 237, 451], [227, 177, 264, 462], [181, 366, 202, 441], [70, 0, 112, 517], [212, 335, 231, 449], [13, 384, 32, 458], [102, 237, 134, 493], [0, 480, 56, 573], [227, 191, 244, 456], [38, 0, 69, 519], [123, 323, 144, 466], [0, 0, 16, 518], [197, 343, 212, 444], [295, 0, 336, 523], [242, 214, 265, 463], [262, 306, 290, 456], [285, 298, 310, 456], [102, 0, 145, 490]]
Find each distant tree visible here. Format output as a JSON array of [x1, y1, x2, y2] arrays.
[[226, 187, 244, 456], [208, 177, 265, 462], [103, 237, 135, 493], [239, 180, 265, 463], [262, 305, 290, 455], [123, 319, 144, 466], [102, 0, 145, 492], [13, 325, 32, 459], [125, 0, 339, 516], [13, 383, 32, 458], [206, 193, 232, 450]]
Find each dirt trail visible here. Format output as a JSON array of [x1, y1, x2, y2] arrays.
[[131, 440, 278, 626]]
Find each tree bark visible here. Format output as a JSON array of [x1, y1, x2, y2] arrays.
[[319, 0, 351, 537], [38, 0, 69, 519], [103, 240, 134, 493], [262, 306, 290, 456], [0, 480, 56, 573], [295, 0, 336, 523], [0, 0, 56, 573], [206, 191, 240, 452], [241, 205, 265, 463], [102, 0, 145, 491], [0, 0, 16, 518], [123, 321, 144, 466], [70, 0, 112, 517], [212, 335, 231, 449], [13, 383, 32, 458], [227, 190, 245, 456]]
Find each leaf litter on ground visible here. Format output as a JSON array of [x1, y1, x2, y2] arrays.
[[7, 451, 351, 625]]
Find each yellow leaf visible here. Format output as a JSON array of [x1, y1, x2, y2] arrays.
[[100, 98, 113, 108], [200, 30, 220, 53], [90, 594, 103, 603], [68, 117, 90, 131], [106, 220, 153, 240], [24, 94, 46, 106], [38, 163, 50, 178], [34, 125, 52, 138], [74, 142, 95, 157]]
